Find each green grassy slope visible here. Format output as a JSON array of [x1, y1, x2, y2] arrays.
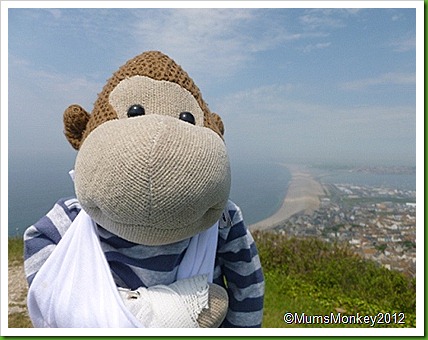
[[253, 231, 416, 328]]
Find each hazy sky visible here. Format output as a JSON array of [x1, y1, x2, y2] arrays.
[[4, 3, 421, 167]]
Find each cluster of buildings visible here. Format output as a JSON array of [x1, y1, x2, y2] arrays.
[[274, 183, 416, 277]]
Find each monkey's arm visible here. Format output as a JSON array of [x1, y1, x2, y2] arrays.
[[214, 201, 265, 328]]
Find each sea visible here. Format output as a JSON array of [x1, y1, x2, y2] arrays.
[[309, 166, 416, 192], [7, 153, 416, 238]]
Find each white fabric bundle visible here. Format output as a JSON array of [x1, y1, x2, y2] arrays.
[[27, 208, 218, 328], [118, 275, 209, 328]]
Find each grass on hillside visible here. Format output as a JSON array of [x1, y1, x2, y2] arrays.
[[9, 237, 25, 263], [8, 232, 416, 328], [8, 237, 33, 328], [253, 231, 416, 328]]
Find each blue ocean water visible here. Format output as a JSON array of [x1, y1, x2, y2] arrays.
[[229, 162, 292, 225], [310, 168, 416, 191], [8, 152, 76, 237]]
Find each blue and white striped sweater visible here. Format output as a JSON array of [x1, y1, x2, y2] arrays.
[[23, 197, 264, 328]]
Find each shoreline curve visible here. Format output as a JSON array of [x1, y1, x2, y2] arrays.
[[249, 164, 325, 231]]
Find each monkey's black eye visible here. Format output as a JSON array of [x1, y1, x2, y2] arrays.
[[127, 104, 145, 117], [179, 111, 195, 125]]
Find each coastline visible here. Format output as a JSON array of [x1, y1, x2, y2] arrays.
[[249, 164, 325, 231]]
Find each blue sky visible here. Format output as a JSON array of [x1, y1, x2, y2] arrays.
[[4, 3, 421, 166]]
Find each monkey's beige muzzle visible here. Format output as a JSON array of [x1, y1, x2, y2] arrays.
[[74, 115, 231, 245]]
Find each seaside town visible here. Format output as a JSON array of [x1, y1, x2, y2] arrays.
[[273, 179, 416, 277]]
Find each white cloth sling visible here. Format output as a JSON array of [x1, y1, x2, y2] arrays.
[[27, 208, 218, 328]]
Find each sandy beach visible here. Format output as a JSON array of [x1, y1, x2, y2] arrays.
[[250, 164, 325, 231]]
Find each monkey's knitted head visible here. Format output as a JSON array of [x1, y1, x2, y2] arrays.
[[64, 51, 231, 246]]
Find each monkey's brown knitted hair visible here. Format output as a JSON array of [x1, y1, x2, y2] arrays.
[[64, 51, 223, 150]]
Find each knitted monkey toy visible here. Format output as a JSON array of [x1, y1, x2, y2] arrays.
[[23, 51, 264, 328]]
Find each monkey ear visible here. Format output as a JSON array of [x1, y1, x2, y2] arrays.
[[63, 105, 90, 150], [211, 112, 225, 136]]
